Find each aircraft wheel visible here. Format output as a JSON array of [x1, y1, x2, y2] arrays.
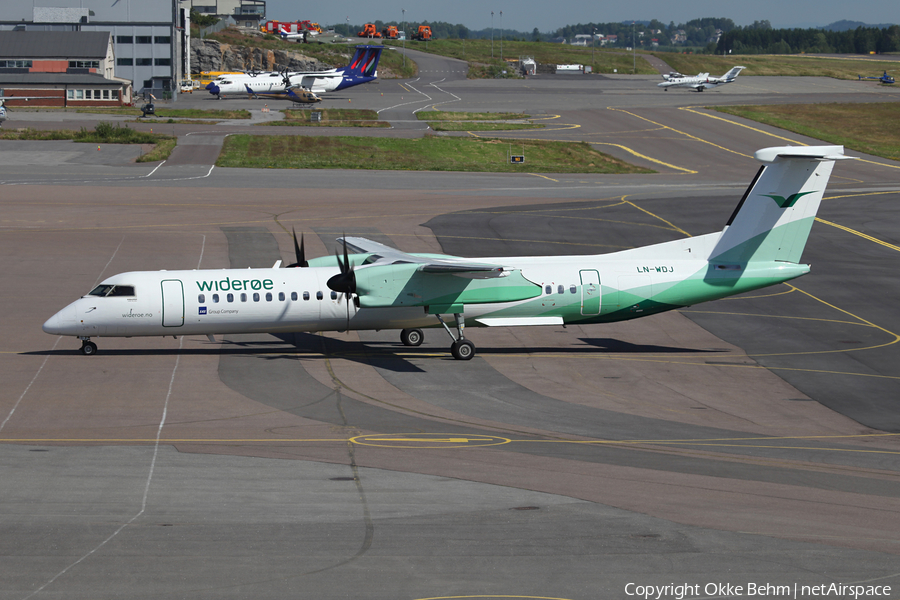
[[450, 339, 475, 361], [80, 341, 98, 356], [400, 328, 424, 346]]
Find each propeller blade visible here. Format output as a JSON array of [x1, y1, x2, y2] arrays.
[[286, 228, 308, 268], [326, 236, 356, 295], [342, 235, 350, 275]]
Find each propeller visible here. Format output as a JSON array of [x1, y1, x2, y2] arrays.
[[281, 69, 292, 89], [327, 237, 356, 295], [326, 237, 356, 331], [285, 228, 308, 268]]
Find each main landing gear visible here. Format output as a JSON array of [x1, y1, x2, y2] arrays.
[[400, 328, 424, 346], [400, 313, 476, 360], [79, 337, 97, 356], [438, 313, 475, 361]]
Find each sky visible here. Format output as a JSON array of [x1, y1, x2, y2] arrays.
[[261, 0, 898, 33]]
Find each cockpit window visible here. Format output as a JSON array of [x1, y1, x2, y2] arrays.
[[88, 284, 135, 297]]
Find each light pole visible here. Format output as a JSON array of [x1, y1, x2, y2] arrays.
[[499, 11, 503, 62], [592, 27, 596, 70], [491, 11, 494, 59], [632, 21, 635, 74], [402, 8, 405, 66]]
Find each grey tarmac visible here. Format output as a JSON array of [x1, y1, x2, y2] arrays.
[[1, 48, 900, 599]]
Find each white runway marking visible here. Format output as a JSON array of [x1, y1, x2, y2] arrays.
[[21, 337, 183, 599]]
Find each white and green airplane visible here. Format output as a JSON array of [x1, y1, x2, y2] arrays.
[[43, 145, 849, 359]]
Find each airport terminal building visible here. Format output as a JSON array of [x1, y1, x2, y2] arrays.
[[0, 0, 189, 99]]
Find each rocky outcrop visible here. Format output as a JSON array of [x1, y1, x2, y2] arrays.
[[190, 38, 332, 73]]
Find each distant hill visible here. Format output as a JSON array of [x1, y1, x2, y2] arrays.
[[823, 20, 897, 31]]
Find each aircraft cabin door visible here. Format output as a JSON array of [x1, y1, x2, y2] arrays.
[[579, 270, 601, 315], [161, 279, 185, 327]]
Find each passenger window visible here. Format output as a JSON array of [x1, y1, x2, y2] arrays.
[[213, 294, 219, 303], [198, 294, 206, 303], [316, 291, 323, 300], [278, 292, 285, 301], [290, 292, 297, 301], [330, 291, 338, 300], [545, 285, 552, 295], [557, 285, 564, 294], [570, 285, 577, 294], [227, 293, 234, 302], [240, 293, 247, 302], [266, 292, 273, 301], [253, 293, 260, 302], [302, 291, 309, 301]]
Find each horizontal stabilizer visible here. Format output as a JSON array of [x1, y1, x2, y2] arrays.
[[754, 145, 849, 163]]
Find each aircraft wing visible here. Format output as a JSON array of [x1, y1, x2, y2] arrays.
[[295, 73, 342, 87], [335, 237, 540, 310], [341, 236, 507, 278]]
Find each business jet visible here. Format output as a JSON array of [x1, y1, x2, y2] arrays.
[[43, 145, 849, 360], [205, 45, 382, 98], [658, 66, 746, 91]]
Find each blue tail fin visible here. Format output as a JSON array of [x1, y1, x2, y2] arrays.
[[345, 45, 383, 77]]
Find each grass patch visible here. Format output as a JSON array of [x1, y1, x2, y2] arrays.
[[385, 39, 658, 76], [650, 52, 900, 80], [258, 108, 389, 127], [427, 122, 544, 132], [418, 110, 543, 132], [0, 122, 177, 161], [711, 102, 900, 161], [419, 111, 531, 121], [216, 134, 653, 174], [76, 107, 251, 119]]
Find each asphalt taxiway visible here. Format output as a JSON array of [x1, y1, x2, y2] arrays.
[[2, 49, 900, 599]]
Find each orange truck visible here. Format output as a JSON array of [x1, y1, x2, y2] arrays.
[[381, 25, 400, 39], [357, 23, 382, 38], [413, 25, 432, 41]]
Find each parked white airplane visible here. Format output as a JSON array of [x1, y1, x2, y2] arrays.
[[43, 145, 849, 359], [205, 46, 382, 97], [658, 66, 746, 91]]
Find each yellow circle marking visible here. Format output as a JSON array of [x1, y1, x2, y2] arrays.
[[351, 433, 511, 449]]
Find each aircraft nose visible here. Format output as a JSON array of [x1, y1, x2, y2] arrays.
[[42, 304, 76, 335]]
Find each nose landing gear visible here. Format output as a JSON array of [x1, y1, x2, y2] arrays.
[[79, 337, 98, 355]]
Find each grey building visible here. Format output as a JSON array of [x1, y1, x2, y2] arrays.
[[186, 0, 265, 29], [0, 0, 190, 99]]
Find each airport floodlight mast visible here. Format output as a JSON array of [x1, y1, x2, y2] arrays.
[[402, 8, 406, 66], [491, 11, 494, 58], [632, 21, 636, 74], [592, 27, 596, 68], [500, 11, 503, 62]]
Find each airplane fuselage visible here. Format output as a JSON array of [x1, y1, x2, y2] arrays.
[[43, 238, 808, 341]]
